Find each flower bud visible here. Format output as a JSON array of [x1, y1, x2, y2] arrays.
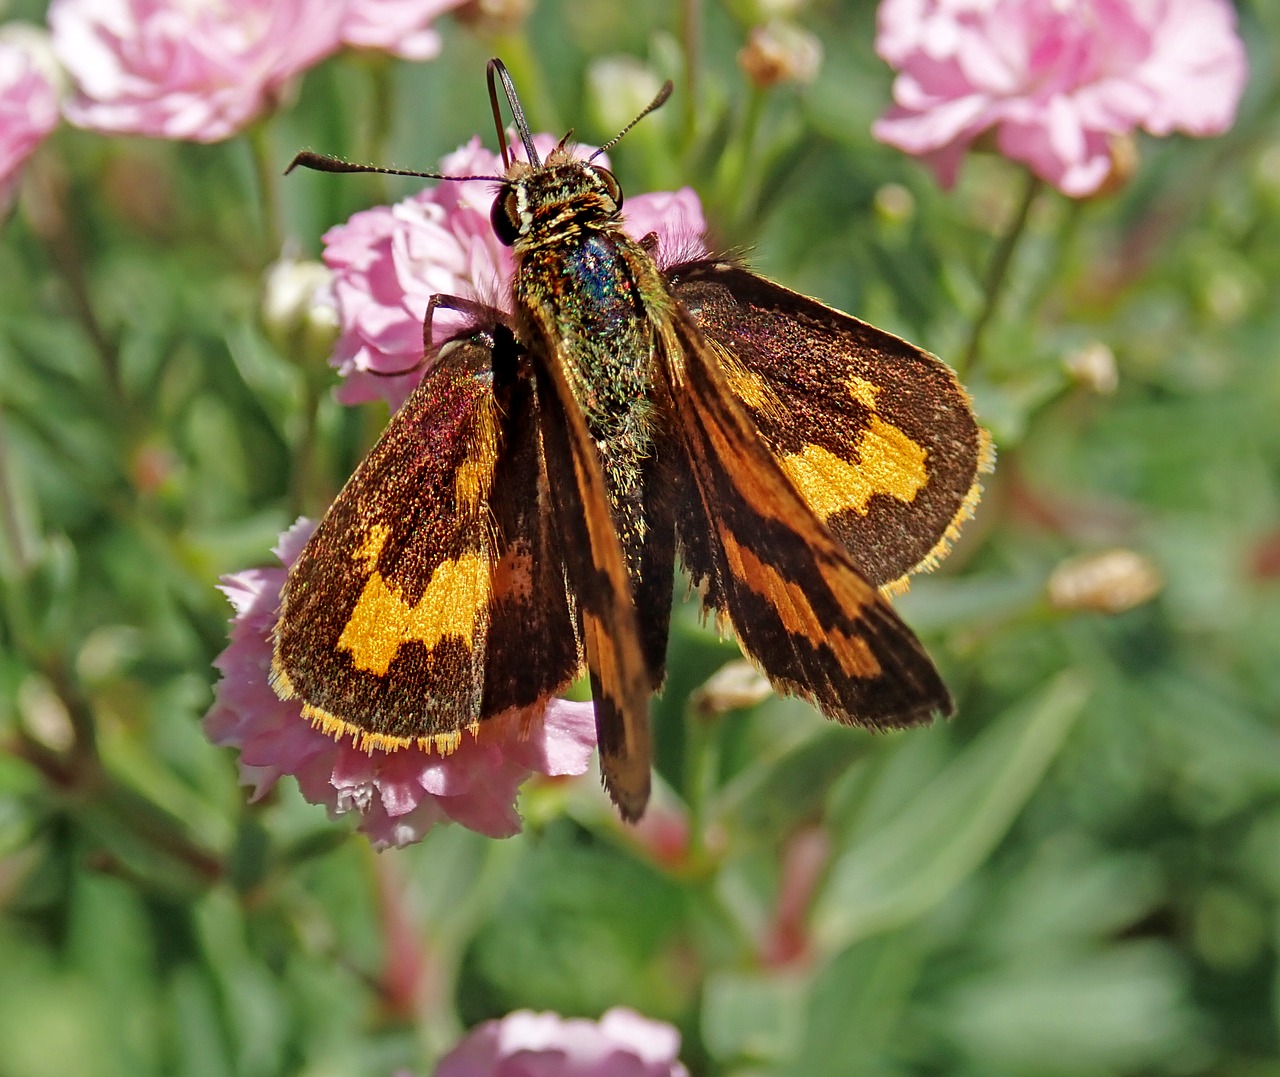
[[1047, 549, 1162, 614], [874, 182, 915, 225], [587, 56, 666, 138], [692, 659, 773, 717], [260, 258, 338, 361], [18, 673, 74, 753], [1063, 341, 1118, 395]]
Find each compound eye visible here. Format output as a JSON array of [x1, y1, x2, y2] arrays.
[[490, 186, 521, 245], [592, 166, 623, 212]]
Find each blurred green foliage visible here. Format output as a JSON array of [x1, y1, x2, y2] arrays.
[[2, 0, 1280, 1074]]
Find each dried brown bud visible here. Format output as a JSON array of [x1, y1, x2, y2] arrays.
[[453, 0, 534, 33], [1047, 549, 1162, 614], [1090, 133, 1139, 199], [737, 21, 822, 88]]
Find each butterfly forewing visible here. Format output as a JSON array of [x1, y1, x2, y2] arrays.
[[524, 306, 655, 819], [669, 261, 990, 591], [657, 304, 953, 728], [271, 325, 581, 750]]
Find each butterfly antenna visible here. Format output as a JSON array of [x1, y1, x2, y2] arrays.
[[487, 57, 541, 170], [285, 151, 500, 183], [590, 80, 674, 160]]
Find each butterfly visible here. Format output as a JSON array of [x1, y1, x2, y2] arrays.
[[271, 58, 991, 821]]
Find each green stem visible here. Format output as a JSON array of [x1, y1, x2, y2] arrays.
[[680, 0, 701, 143], [713, 85, 766, 234], [364, 56, 396, 204], [683, 701, 721, 867], [24, 155, 126, 413], [43, 655, 98, 763], [0, 407, 35, 581], [958, 169, 1043, 376], [97, 771, 225, 886], [247, 121, 284, 258], [287, 375, 326, 519], [1027, 195, 1081, 315]]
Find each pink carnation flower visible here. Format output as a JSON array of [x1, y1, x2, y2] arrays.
[[203, 519, 598, 847], [873, 0, 1248, 196], [435, 1008, 690, 1077], [50, 0, 343, 141], [48, 0, 464, 143], [339, 0, 465, 61], [322, 135, 707, 407], [0, 37, 60, 205]]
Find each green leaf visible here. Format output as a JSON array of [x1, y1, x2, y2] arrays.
[[701, 969, 808, 1065], [938, 942, 1202, 1074], [812, 671, 1090, 949]]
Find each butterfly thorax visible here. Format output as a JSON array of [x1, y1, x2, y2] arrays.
[[504, 158, 666, 570]]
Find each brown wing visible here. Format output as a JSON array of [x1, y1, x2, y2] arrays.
[[271, 325, 580, 752], [655, 303, 952, 728], [523, 314, 655, 821], [668, 260, 990, 591]]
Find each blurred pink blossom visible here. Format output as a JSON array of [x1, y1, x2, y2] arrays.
[[50, 0, 342, 141], [340, 0, 464, 61], [873, 0, 1248, 196], [203, 519, 598, 848], [322, 135, 707, 407], [49, 0, 463, 143], [0, 36, 60, 204], [435, 1008, 690, 1077]]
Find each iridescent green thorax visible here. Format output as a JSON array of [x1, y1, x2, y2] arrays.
[[506, 154, 665, 566]]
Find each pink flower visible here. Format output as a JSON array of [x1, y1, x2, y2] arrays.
[[873, 0, 1248, 197], [322, 135, 707, 408], [203, 519, 598, 848], [0, 36, 60, 204], [50, 0, 344, 141], [47, 0, 463, 143], [435, 1008, 690, 1077], [339, 0, 465, 61]]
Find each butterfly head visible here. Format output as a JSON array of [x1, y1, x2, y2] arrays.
[[490, 152, 624, 249]]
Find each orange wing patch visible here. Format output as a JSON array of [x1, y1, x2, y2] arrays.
[[779, 420, 926, 519], [337, 548, 492, 676], [715, 336, 930, 522], [719, 527, 881, 679]]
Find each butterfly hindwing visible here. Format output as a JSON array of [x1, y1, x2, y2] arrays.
[[271, 324, 581, 751], [657, 303, 953, 728], [480, 339, 584, 716], [669, 261, 990, 590]]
